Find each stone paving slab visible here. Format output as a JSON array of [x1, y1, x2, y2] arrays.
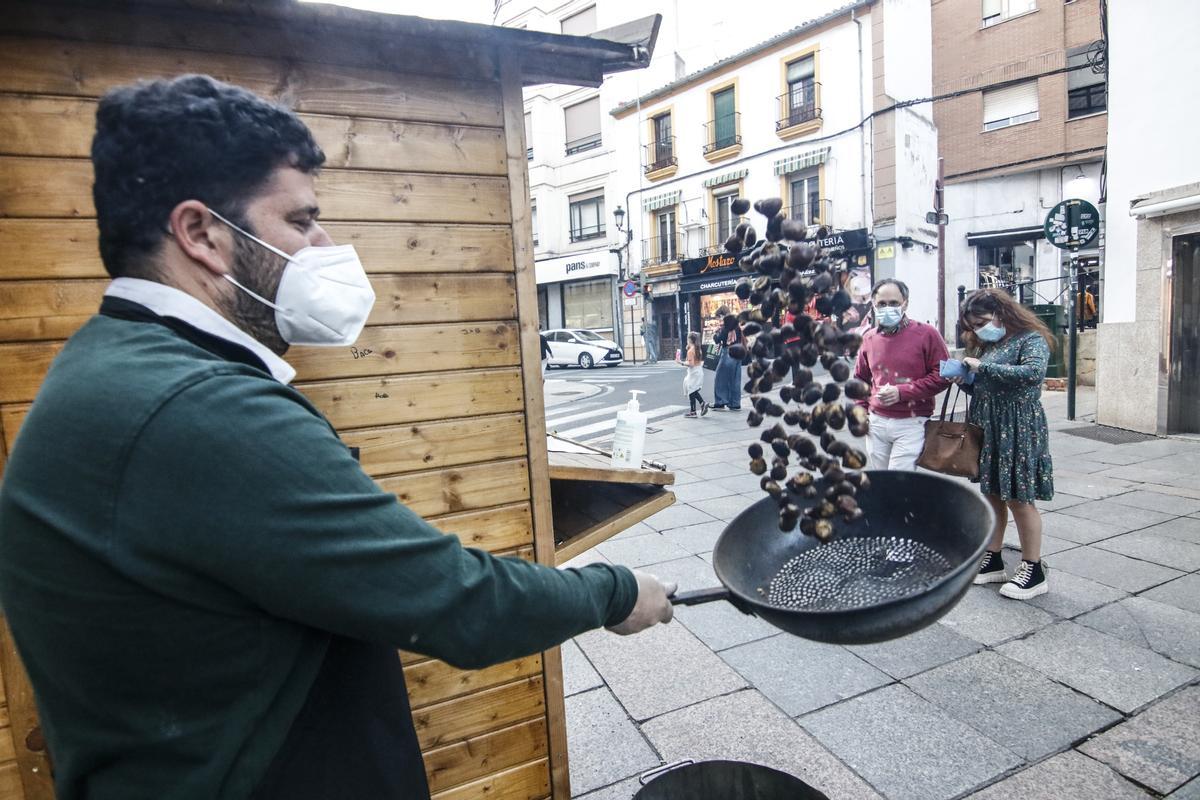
[[575, 615, 746, 721], [1002, 526, 1079, 555], [1171, 776, 1200, 800], [1079, 686, 1200, 795], [939, 585, 1055, 646], [658, 520, 727, 555], [720, 634, 893, 716], [684, 462, 736, 480], [1056, 498, 1178, 534], [1095, 530, 1200, 571], [964, 750, 1152, 799], [1053, 475, 1139, 500], [637, 555, 778, 651], [1050, 546, 1186, 593], [1025, 568, 1127, 619], [561, 639, 603, 697], [1141, 516, 1200, 545], [639, 503, 718, 532], [996, 621, 1199, 713], [845, 623, 982, 679], [666, 468, 704, 486], [1109, 489, 1200, 517], [595, 533, 693, 569], [1087, 448, 1161, 466], [1140, 573, 1200, 615], [708, 473, 765, 495], [1035, 511, 1132, 544], [1103, 463, 1196, 488], [574, 774, 642, 800], [642, 690, 885, 800], [688, 493, 757, 522], [1037, 492, 1089, 512], [565, 687, 660, 796], [800, 684, 1022, 800], [1078, 596, 1200, 668], [904, 651, 1121, 761], [667, 480, 736, 504]]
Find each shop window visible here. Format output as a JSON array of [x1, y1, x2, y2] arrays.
[[563, 276, 613, 333], [560, 5, 596, 36], [976, 241, 1036, 290], [568, 191, 605, 242], [564, 96, 601, 155], [1067, 46, 1106, 118], [981, 0, 1036, 27], [787, 168, 821, 226], [983, 80, 1038, 131]]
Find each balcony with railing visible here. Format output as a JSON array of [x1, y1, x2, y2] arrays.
[[697, 223, 741, 257], [641, 233, 684, 269], [702, 112, 741, 159], [776, 84, 822, 136], [565, 132, 602, 156], [786, 199, 832, 229], [569, 221, 606, 243], [643, 137, 677, 178]]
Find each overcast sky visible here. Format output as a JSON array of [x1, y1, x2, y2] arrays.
[[301, 0, 494, 24]]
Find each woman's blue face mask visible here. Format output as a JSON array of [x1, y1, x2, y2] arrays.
[[976, 321, 1006, 342]]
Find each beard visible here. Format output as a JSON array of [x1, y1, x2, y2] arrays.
[[223, 232, 290, 355]]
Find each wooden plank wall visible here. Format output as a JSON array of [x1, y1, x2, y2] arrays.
[[0, 6, 559, 799]]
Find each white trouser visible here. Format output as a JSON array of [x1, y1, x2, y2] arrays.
[[867, 413, 930, 471]]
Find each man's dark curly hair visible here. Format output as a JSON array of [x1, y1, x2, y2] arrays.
[[91, 74, 325, 278]]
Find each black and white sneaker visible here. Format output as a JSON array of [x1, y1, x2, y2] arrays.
[[973, 550, 1007, 585], [1000, 559, 1049, 600]]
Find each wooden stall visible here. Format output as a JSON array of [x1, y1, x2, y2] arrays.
[[0, 3, 661, 798]]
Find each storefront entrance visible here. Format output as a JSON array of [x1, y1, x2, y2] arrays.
[[1168, 235, 1200, 433]]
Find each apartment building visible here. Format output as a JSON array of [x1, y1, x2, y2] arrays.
[[932, 0, 1107, 346]]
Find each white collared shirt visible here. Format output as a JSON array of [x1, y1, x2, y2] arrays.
[[104, 278, 296, 384]]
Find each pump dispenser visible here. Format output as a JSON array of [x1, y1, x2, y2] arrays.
[[611, 390, 647, 469]]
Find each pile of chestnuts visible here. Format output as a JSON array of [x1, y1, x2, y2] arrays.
[[727, 196, 872, 541]]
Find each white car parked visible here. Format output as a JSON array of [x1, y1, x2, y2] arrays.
[[542, 329, 623, 369]]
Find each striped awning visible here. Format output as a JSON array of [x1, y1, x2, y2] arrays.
[[642, 190, 681, 211], [702, 168, 748, 188], [774, 147, 831, 176]]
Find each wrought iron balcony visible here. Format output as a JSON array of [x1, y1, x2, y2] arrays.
[[703, 112, 741, 154], [776, 85, 822, 130], [786, 199, 832, 229], [641, 233, 684, 268], [565, 132, 602, 156], [568, 222, 606, 243], [643, 137, 677, 174]]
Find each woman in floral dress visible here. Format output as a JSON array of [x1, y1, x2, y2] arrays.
[[951, 289, 1055, 599]]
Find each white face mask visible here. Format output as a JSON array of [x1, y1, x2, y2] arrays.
[[209, 208, 375, 346]]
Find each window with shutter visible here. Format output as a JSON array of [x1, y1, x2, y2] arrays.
[[982, 0, 1036, 27], [982, 81, 1039, 130], [712, 87, 737, 150], [564, 97, 601, 155], [568, 190, 605, 242], [560, 6, 596, 36], [1067, 46, 1106, 118], [785, 56, 817, 126]]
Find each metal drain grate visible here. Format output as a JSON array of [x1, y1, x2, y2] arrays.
[[1061, 425, 1159, 445]]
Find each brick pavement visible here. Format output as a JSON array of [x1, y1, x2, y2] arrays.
[[562, 386, 1200, 799]]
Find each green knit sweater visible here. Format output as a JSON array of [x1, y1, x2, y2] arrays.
[[0, 306, 637, 799]]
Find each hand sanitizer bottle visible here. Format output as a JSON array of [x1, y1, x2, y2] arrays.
[[611, 390, 647, 470]]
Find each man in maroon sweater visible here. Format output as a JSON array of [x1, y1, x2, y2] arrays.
[[853, 279, 950, 470]]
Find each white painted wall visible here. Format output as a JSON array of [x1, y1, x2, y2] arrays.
[[1104, 0, 1200, 324]]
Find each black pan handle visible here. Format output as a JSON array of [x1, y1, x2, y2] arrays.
[[669, 586, 732, 606]]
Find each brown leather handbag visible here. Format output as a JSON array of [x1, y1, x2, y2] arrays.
[[916, 387, 984, 479]]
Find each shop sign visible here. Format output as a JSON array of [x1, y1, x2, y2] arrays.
[[534, 250, 618, 284], [696, 277, 738, 293], [681, 252, 738, 277]]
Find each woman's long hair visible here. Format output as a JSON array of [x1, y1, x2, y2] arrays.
[[959, 288, 1056, 353]]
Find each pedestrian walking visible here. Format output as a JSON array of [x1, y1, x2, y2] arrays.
[[678, 331, 709, 418], [540, 329, 552, 381], [853, 279, 950, 470], [640, 317, 659, 364], [952, 288, 1054, 599], [0, 74, 677, 800], [711, 311, 744, 411]]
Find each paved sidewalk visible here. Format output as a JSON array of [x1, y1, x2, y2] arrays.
[[562, 385, 1200, 799]]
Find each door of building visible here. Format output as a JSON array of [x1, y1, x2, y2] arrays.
[[1169, 234, 1200, 433]]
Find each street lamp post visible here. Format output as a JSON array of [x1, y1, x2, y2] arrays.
[[612, 205, 636, 362]]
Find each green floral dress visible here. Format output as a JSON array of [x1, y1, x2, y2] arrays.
[[966, 330, 1054, 503]]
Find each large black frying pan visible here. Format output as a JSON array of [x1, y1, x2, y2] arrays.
[[671, 470, 994, 645]]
